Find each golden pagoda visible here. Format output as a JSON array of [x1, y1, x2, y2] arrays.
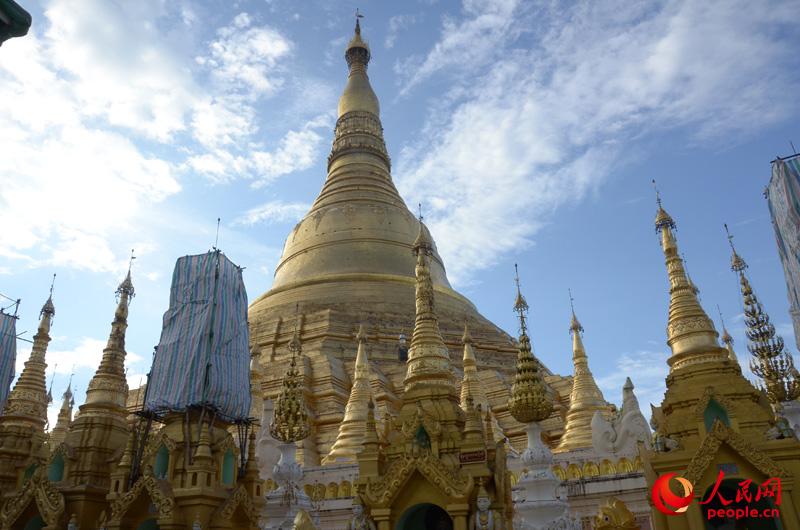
[[642, 190, 800, 530], [323, 324, 373, 464], [48, 382, 73, 451], [355, 213, 511, 530], [555, 300, 608, 452], [247, 17, 544, 463], [0, 289, 54, 497]]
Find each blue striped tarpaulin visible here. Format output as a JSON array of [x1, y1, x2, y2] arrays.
[[767, 157, 800, 350], [0, 311, 17, 414], [144, 251, 252, 421]]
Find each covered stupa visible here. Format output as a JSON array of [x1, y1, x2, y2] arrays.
[[248, 20, 559, 462]]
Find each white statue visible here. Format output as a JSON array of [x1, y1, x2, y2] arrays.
[[256, 398, 282, 479], [347, 497, 376, 530], [470, 482, 501, 530], [592, 377, 651, 456], [192, 514, 202, 530]]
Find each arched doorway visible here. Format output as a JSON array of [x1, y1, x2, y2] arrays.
[[701, 479, 782, 529], [396, 503, 452, 530], [135, 518, 160, 530]]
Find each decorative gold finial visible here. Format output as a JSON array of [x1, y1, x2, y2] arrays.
[[513, 263, 529, 331], [508, 267, 552, 424], [724, 223, 748, 272], [726, 227, 800, 403], [653, 179, 675, 231], [568, 289, 582, 334], [270, 330, 310, 443], [716, 304, 733, 345]]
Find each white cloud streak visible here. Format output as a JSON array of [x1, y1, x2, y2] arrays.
[[234, 201, 310, 226], [396, 0, 800, 285]]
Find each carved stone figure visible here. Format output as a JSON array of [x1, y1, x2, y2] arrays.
[[346, 497, 376, 530], [591, 378, 651, 456], [469, 483, 500, 530]]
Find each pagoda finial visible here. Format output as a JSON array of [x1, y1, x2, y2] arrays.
[[270, 331, 310, 443], [653, 186, 720, 367], [355, 8, 364, 34], [724, 223, 748, 272], [716, 304, 738, 364], [568, 289, 582, 334], [727, 231, 799, 403], [513, 264, 529, 334], [508, 269, 552, 424]]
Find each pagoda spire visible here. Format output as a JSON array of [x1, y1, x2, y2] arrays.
[[270, 329, 310, 443], [725, 225, 800, 404], [459, 321, 481, 410], [320, 11, 391, 191], [716, 304, 739, 364], [324, 324, 373, 464], [508, 265, 552, 424], [49, 380, 74, 449], [653, 184, 725, 370], [1, 285, 55, 428], [557, 294, 607, 452], [84, 262, 134, 408], [403, 219, 455, 393]]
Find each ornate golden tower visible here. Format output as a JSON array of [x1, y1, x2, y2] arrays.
[[0, 290, 54, 496], [726, 226, 800, 405], [355, 215, 511, 530], [323, 324, 373, 464], [247, 16, 530, 463], [555, 302, 608, 452], [48, 382, 74, 451], [642, 191, 800, 530], [59, 269, 135, 527]]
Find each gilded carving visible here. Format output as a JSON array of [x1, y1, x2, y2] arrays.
[[0, 467, 65, 530], [216, 485, 259, 525], [108, 472, 174, 522], [683, 421, 790, 485]]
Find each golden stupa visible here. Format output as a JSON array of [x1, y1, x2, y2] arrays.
[[247, 19, 546, 462]]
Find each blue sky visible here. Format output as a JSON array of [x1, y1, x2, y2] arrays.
[[2, 0, 800, 428]]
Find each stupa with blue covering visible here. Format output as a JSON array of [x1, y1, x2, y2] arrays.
[[105, 249, 263, 530]]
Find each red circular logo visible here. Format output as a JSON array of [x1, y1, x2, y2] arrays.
[[652, 473, 694, 515]]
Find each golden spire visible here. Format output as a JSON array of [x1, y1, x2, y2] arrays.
[[403, 219, 455, 392], [508, 265, 552, 424], [269, 329, 310, 443], [85, 259, 135, 408], [460, 321, 480, 409], [652, 183, 724, 370], [49, 380, 74, 449], [324, 324, 373, 464], [339, 12, 378, 118], [1, 283, 55, 430], [462, 392, 485, 446], [716, 304, 738, 364], [557, 293, 607, 452], [725, 225, 800, 403]]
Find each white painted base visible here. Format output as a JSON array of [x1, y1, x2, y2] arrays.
[[512, 423, 580, 530]]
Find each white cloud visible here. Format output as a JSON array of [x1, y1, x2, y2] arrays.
[[396, 0, 800, 285], [385, 15, 419, 49], [395, 0, 518, 94], [198, 12, 292, 98], [234, 201, 310, 226], [43, 0, 199, 142]]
